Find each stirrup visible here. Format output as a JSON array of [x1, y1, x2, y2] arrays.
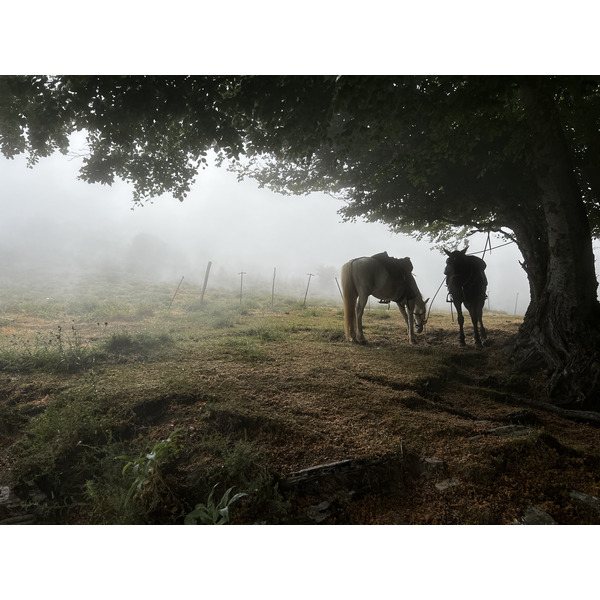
[[378, 299, 391, 304]]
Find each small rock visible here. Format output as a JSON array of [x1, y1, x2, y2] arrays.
[[435, 478, 459, 491], [503, 410, 540, 426], [569, 490, 600, 515], [308, 500, 332, 523], [423, 458, 446, 474], [487, 425, 531, 438], [0, 485, 36, 525], [0, 486, 10, 503], [517, 506, 557, 525], [0, 513, 36, 525], [0, 485, 22, 509]]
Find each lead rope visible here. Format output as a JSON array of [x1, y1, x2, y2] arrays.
[[427, 237, 515, 330], [426, 276, 448, 325], [481, 231, 492, 260]]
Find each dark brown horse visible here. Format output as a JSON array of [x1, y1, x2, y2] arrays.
[[444, 248, 488, 348]]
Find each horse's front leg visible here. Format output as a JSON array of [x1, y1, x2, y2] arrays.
[[408, 312, 417, 344], [455, 303, 466, 346], [396, 302, 415, 344], [407, 303, 417, 344]]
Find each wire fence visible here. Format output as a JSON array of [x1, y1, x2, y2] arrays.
[[180, 237, 526, 316]]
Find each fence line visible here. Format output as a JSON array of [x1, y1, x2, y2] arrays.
[[169, 238, 524, 312]]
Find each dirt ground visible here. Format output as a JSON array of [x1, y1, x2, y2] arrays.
[[2, 305, 600, 525], [148, 310, 600, 524]]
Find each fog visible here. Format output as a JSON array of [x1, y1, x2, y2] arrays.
[[0, 140, 535, 314]]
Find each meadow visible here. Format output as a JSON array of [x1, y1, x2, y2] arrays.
[[1, 275, 599, 525]]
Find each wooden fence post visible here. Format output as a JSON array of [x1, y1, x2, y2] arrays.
[[238, 271, 246, 305], [200, 261, 212, 307]]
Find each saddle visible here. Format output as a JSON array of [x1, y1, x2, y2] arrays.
[[372, 251, 413, 277], [467, 255, 487, 273], [371, 252, 416, 300]]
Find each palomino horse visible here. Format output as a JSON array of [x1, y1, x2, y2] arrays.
[[341, 252, 429, 344], [444, 248, 488, 348]]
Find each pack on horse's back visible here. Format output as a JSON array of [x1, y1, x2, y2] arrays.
[[371, 252, 414, 286]]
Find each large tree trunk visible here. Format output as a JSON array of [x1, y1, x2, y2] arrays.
[[511, 80, 600, 406]]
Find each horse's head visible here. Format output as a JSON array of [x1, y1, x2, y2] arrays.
[[413, 296, 430, 333], [444, 247, 468, 277]]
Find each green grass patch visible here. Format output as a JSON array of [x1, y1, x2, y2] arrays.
[[104, 331, 174, 356]]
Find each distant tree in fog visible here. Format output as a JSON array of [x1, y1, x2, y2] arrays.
[[0, 75, 599, 404]]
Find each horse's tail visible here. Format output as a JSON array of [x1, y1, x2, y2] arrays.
[[341, 261, 358, 342]]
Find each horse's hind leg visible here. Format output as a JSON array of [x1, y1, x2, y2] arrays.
[[479, 310, 487, 342], [355, 295, 368, 343], [471, 311, 483, 348]]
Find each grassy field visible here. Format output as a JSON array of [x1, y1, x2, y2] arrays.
[[1, 276, 599, 525]]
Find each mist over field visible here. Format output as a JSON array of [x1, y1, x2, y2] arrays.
[[0, 140, 540, 314]]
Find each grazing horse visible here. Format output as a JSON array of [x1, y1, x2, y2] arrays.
[[341, 252, 429, 344], [444, 248, 488, 348]]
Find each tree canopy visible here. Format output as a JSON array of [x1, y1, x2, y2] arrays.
[[3, 75, 598, 238]]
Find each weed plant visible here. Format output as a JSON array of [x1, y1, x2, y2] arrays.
[[188, 435, 290, 524], [184, 484, 247, 525], [0, 324, 97, 374], [118, 431, 183, 515]]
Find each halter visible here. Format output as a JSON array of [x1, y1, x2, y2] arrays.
[[407, 295, 428, 324], [413, 307, 428, 320]]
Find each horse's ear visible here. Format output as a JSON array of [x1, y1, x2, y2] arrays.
[[424, 297, 430, 304], [444, 248, 451, 257], [460, 247, 468, 255]]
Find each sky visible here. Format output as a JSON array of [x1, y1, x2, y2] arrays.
[[0, 135, 535, 314]]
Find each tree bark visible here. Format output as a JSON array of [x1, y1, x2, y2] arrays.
[[511, 80, 600, 406]]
